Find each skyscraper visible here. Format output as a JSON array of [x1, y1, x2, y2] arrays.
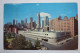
[[16, 20, 18, 27], [41, 20, 44, 28], [34, 21, 36, 29], [16, 20, 17, 24], [44, 16, 49, 27], [30, 17, 33, 22], [30, 17, 34, 29], [13, 19, 15, 26], [17, 23, 21, 28], [24, 18, 27, 23], [21, 20, 24, 26], [37, 13, 41, 28]]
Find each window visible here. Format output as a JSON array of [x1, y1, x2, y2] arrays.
[[64, 23, 66, 24], [45, 34, 48, 35], [64, 26, 66, 27]]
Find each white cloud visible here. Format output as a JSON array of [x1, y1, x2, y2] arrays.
[[40, 12, 51, 18], [41, 18, 44, 21], [36, 3, 39, 6]]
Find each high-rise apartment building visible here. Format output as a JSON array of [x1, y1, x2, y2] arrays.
[[37, 13, 41, 28], [49, 15, 78, 37]]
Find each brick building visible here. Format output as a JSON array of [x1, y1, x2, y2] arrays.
[[12, 27, 18, 34], [4, 25, 18, 34], [49, 15, 78, 37]]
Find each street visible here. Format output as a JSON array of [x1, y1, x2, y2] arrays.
[[25, 35, 78, 50]]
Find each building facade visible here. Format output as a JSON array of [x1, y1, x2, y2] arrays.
[[21, 20, 24, 26], [37, 13, 41, 28], [49, 15, 78, 37], [13, 19, 15, 26], [24, 18, 27, 23], [30, 17, 33, 22], [18, 31, 70, 43], [5, 25, 18, 34], [41, 20, 44, 28], [44, 16, 49, 27], [30, 17, 34, 30]]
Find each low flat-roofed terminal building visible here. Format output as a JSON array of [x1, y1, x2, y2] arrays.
[[18, 30, 71, 43]]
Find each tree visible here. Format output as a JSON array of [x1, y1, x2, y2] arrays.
[[4, 35, 9, 49], [34, 38, 40, 48], [11, 33, 15, 38], [11, 34, 28, 50], [6, 33, 11, 39], [27, 40, 33, 49]]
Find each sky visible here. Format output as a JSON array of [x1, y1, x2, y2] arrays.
[[4, 3, 78, 24]]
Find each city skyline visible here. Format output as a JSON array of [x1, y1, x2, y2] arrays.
[[4, 3, 78, 24], [4, 3, 78, 50]]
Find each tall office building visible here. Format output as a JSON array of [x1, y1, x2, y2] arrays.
[[13, 19, 15, 26], [44, 16, 49, 27], [17, 23, 21, 28], [21, 20, 24, 26], [24, 18, 27, 23], [16, 20, 17, 25], [30, 17, 33, 22], [41, 20, 44, 28], [24, 18, 27, 27], [37, 13, 41, 28], [16, 20, 18, 27], [34, 21, 36, 29], [30, 17, 34, 29]]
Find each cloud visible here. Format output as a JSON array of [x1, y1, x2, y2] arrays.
[[41, 18, 44, 21], [40, 12, 51, 18], [36, 3, 39, 6]]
